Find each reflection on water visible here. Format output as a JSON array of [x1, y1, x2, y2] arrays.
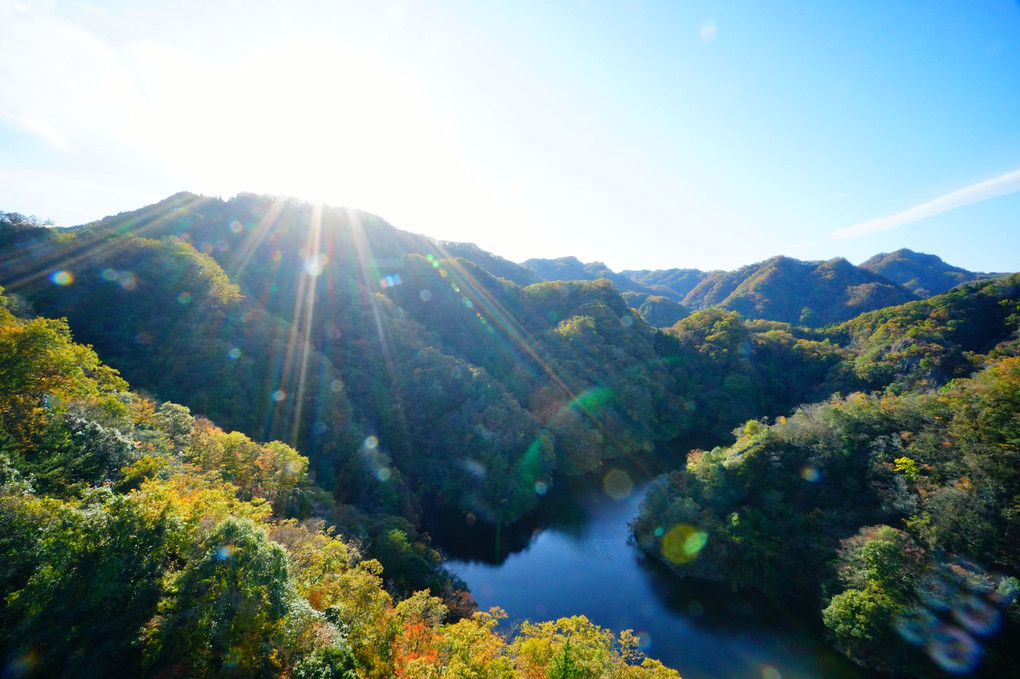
[[428, 464, 872, 679], [425, 473, 590, 565]]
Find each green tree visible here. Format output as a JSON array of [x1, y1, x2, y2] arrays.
[[147, 517, 308, 677]]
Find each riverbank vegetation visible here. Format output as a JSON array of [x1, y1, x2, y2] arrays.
[[634, 278, 1020, 676]]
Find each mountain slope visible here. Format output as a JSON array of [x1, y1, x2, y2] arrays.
[[522, 256, 668, 298], [620, 268, 709, 300], [0, 195, 688, 524], [3, 195, 1016, 524], [859, 247, 994, 297], [678, 255, 916, 326]]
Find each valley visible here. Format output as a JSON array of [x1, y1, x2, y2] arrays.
[[0, 195, 1018, 678]]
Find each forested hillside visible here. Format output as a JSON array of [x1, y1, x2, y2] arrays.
[[860, 248, 997, 298], [1, 197, 692, 528], [634, 276, 1020, 677], [523, 256, 657, 297], [1, 195, 1018, 677], [671, 256, 916, 326], [0, 287, 683, 678], [620, 268, 709, 301], [535, 252, 990, 328]]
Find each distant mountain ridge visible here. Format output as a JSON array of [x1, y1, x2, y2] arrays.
[[677, 255, 914, 326], [621, 267, 711, 300], [521, 256, 654, 296], [524, 250, 993, 327], [859, 248, 997, 297]]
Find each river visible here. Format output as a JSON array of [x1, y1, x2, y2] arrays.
[[427, 463, 871, 679]]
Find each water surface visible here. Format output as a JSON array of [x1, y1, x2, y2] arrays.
[[430, 469, 869, 679]]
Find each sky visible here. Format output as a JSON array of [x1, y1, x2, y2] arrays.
[[1, 0, 1019, 273]]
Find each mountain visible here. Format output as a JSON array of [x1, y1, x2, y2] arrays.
[[619, 291, 689, 328], [2, 194, 1016, 518], [634, 276, 1020, 677], [522, 256, 662, 297], [3, 194, 1019, 679], [435, 241, 539, 286], [522, 256, 695, 327], [534, 253, 984, 329], [859, 247, 995, 297], [620, 267, 710, 300], [0, 283, 682, 679], [0, 194, 690, 525], [677, 255, 916, 326]]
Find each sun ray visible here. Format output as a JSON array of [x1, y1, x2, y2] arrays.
[[0, 192, 210, 292], [422, 241, 645, 472], [345, 207, 396, 371], [284, 200, 324, 444], [221, 195, 289, 283]]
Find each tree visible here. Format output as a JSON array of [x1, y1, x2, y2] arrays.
[[146, 517, 307, 677]]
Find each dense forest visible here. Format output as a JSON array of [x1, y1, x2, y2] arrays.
[[634, 277, 1020, 677], [0, 285, 683, 678], [1, 194, 1018, 677]]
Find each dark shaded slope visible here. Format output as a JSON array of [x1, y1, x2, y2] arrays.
[[0, 221, 359, 482], [1, 194, 689, 524]]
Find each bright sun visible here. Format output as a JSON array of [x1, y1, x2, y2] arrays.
[[123, 38, 504, 240]]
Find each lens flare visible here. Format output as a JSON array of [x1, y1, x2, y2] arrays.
[[463, 459, 486, 479], [896, 606, 939, 645], [918, 572, 957, 611], [304, 253, 328, 276], [119, 271, 137, 290], [50, 270, 73, 285], [215, 544, 235, 561], [7, 647, 39, 675], [662, 524, 708, 564], [603, 468, 634, 499], [926, 625, 981, 674], [953, 595, 1000, 636]]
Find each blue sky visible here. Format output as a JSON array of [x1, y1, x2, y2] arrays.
[[1, 0, 1018, 272]]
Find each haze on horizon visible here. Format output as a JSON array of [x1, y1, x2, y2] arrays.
[[1, 0, 1018, 274]]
